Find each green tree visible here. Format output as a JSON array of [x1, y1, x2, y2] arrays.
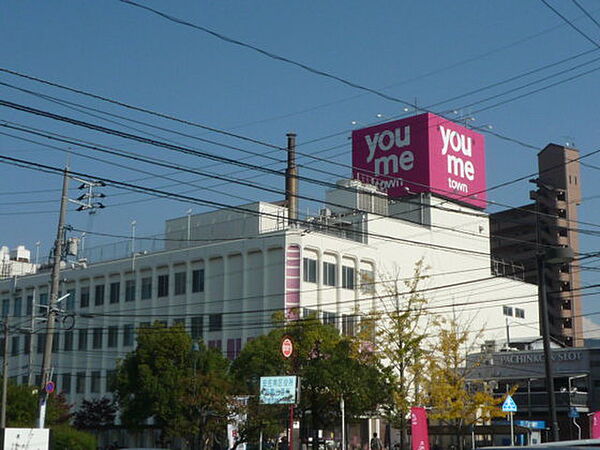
[[73, 397, 117, 429], [421, 317, 505, 450], [231, 315, 393, 447], [0, 381, 71, 427], [112, 322, 232, 448]]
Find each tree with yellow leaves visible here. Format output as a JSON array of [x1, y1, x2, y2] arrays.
[[421, 316, 507, 450]]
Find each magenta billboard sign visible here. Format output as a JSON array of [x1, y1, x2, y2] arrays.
[[352, 113, 486, 209]]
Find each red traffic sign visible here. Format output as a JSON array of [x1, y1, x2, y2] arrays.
[[281, 337, 294, 358], [45, 381, 56, 394]]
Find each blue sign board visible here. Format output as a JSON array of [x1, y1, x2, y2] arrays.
[[568, 407, 580, 418], [259, 376, 299, 405], [502, 395, 518, 412], [515, 420, 546, 430]]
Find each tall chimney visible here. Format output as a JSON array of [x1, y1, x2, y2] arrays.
[[286, 132, 298, 225]]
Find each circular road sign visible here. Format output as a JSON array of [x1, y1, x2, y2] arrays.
[[45, 381, 56, 394], [281, 337, 294, 359]]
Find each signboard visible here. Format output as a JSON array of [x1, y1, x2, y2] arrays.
[[592, 411, 600, 439], [352, 113, 486, 209], [260, 376, 299, 405], [411, 407, 430, 450], [2, 428, 50, 450], [281, 337, 294, 359], [568, 407, 580, 418], [502, 395, 518, 412], [45, 381, 55, 394]]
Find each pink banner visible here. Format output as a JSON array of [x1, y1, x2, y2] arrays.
[[592, 411, 600, 439], [411, 407, 430, 450]]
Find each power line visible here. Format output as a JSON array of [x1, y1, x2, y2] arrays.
[[539, 0, 600, 48]]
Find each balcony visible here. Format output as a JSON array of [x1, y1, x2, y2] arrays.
[[512, 391, 588, 412]]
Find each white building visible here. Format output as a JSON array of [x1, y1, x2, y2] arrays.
[[0, 245, 37, 279], [0, 182, 538, 402]]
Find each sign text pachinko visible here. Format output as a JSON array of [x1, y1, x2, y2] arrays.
[[352, 113, 486, 209]]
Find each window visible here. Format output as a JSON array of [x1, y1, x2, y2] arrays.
[[62, 373, 71, 394], [52, 333, 59, 353], [91, 371, 101, 393], [26, 295, 33, 316], [141, 277, 152, 300], [109, 282, 120, 304], [80, 287, 90, 308], [1, 299, 9, 317], [192, 269, 205, 292], [13, 297, 22, 317], [64, 331, 73, 351], [125, 280, 135, 302], [323, 262, 337, 287], [515, 308, 525, 319], [342, 314, 357, 336], [36, 334, 45, 354], [106, 370, 116, 392], [173, 318, 185, 327], [174, 271, 186, 296], [323, 311, 337, 326], [208, 340, 222, 351], [11, 336, 19, 356], [123, 324, 134, 347], [360, 269, 375, 294], [38, 293, 48, 314], [107, 326, 118, 348], [303, 258, 317, 283], [76, 372, 86, 394], [66, 289, 75, 311], [342, 266, 355, 290], [191, 316, 203, 340], [502, 306, 513, 317], [303, 308, 318, 319], [209, 314, 222, 332], [158, 274, 169, 297], [78, 329, 88, 351], [94, 284, 105, 306], [24, 335, 31, 355], [227, 338, 242, 360], [93, 328, 103, 349]]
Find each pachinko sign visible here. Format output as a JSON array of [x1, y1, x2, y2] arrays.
[[352, 113, 486, 209]]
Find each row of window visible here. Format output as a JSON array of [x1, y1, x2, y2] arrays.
[[0, 269, 206, 316], [302, 258, 374, 292], [503, 306, 526, 319], [5, 314, 225, 356], [302, 308, 358, 336]]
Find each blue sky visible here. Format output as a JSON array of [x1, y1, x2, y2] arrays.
[[1, 1, 599, 328]]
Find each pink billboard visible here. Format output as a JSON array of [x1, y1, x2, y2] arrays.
[[352, 113, 486, 209]]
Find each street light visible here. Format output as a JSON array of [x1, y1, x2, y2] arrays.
[[537, 246, 574, 442]]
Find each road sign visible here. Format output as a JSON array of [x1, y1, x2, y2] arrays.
[[259, 376, 299, 404], [502, 395, 518, 413], [281, 337, 294, 359], [45, 381, 55, 394], [569, 407, 580, 418]]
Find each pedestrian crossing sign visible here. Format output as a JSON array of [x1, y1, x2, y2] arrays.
[[502, 395, 518, 412]]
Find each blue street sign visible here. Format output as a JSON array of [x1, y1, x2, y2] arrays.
[[502, 395, 518, 412], [568, 407, 579, 418]]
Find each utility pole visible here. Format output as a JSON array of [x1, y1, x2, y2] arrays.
[[37, 167, 70, 428], [1, 319, 9, 429]]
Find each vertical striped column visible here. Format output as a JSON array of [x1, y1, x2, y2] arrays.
[[285, 244, 301, 320]]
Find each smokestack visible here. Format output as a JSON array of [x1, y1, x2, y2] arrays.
[[286, 132, 298, 225]]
